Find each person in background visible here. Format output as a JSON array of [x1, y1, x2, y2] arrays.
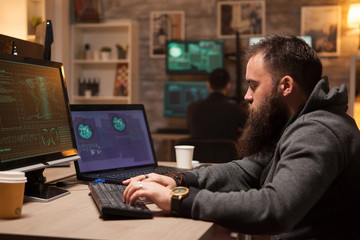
[[123, 33, 360, 239], [186, 68, 248, 140]]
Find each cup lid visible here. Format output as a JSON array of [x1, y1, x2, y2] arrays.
[[174, 145, 195, 149], [0, 171, 27, 183]]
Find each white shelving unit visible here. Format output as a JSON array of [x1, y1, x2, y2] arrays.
[[70, 20, 139, 104]]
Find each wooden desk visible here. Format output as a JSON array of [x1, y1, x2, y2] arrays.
[[151, 133, 190, 141], [0, 162, 216, 240]]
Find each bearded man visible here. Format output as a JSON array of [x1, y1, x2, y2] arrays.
[[123, 34, 360, 239]]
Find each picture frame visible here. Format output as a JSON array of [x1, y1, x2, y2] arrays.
[[149, 11, 185, 58], [301, 5, 341, 57], [217, 1, 265, 39], [73, 0, 103, 23]]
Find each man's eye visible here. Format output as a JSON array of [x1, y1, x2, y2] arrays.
[[249, 84, 257, 90]]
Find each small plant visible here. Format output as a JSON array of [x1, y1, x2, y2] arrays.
[[100, 46, 112, 52]]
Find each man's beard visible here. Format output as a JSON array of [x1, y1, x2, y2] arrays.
[[236, 89, 290, 158]]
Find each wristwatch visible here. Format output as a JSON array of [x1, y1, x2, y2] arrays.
[[170, 187, 189, 216]]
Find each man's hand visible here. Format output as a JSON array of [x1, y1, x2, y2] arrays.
[[122, 173, 177, 189], [122, 173, 177, 211]]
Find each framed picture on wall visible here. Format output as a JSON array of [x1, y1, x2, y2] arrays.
[[149, 11, 185, 58], [301, 5, 341, 57], [73, 0, 104, 23], [217, 1, 265, 39]]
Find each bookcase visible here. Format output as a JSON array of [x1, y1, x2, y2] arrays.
[[70, 20, 139, 104]]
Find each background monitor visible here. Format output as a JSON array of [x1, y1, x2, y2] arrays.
[[299, 36, 312, 47], [163, 81, 209, 117], [166, 39, 224, 75], [248, 36, 265, 46], [0, 53, 79, 201], [249, 36, 312, 47]]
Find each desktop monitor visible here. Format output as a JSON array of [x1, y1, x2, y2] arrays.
[[0, 53, 80, 201], [163, 81, 210, 118], [249, 36, 312, 47], [0, 34, 43, 59], [166, 40, 224, 75]]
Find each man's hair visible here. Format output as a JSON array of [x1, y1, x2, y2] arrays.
[[245, 33, 323, 97], [209, 68, 230, 91]]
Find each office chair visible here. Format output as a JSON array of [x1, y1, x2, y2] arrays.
[[176, 138, 238, 163]]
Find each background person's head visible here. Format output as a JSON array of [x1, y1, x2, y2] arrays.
[[245, 33, 322, 97], [208, 68, 231, 95]]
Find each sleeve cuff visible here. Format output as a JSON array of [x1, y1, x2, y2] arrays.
[[183, 172, 199, 188], [178, 187, 199, 218]]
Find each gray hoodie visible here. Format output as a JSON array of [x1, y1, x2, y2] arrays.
[[180, 77, 360, 239]]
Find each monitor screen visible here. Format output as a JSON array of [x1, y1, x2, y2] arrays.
[[0, 53, 79, 172], [163, 81, 209, 117], [249, 36, 312, 47], [166, 40, 224, 74]]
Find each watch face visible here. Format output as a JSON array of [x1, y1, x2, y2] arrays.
[[172, 187, 189, 196]]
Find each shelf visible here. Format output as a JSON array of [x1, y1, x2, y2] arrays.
[[70, 21, 139, 104], [73, 21, 132, 29], [73, 96, 130, 104], [73, 59, 129, 64]]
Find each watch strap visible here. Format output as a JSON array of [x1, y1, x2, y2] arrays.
[[171, 195, 181, 216]]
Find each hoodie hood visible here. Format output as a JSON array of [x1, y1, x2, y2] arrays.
[[298, 76, 348, 116]]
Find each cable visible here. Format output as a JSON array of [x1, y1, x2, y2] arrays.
[[47, 181, 88, 187]]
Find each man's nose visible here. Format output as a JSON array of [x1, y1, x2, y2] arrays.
[[244, 89, 253, 103]]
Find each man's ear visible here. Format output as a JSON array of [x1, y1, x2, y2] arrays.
[[225, 82, 231, 92], [278, 76, 294, 96], [226, 82, 231, 90]]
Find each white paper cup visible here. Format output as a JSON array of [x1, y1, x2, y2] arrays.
[[175, 145, 194, 169], [0, 171, 27, 219]]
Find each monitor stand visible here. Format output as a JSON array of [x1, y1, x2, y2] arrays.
[[24, 169, 70, 202]]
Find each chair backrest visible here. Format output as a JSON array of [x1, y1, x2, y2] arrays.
[[176, 138, 238, 163]]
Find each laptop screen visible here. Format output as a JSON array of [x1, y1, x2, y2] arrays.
[[71, 105, 156, 173]]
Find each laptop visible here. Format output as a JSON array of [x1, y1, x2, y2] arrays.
[[70, 104, 182, 183]]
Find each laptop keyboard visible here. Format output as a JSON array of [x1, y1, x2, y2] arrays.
[[88, 182, 153, 219], [102, 166, 182, 182]]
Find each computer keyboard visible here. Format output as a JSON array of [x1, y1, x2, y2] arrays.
[[88, 182, 153, 219]]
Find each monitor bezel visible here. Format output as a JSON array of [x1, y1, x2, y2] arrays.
[[166, 39, 225, 75], [0, 53, 79, 172]]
